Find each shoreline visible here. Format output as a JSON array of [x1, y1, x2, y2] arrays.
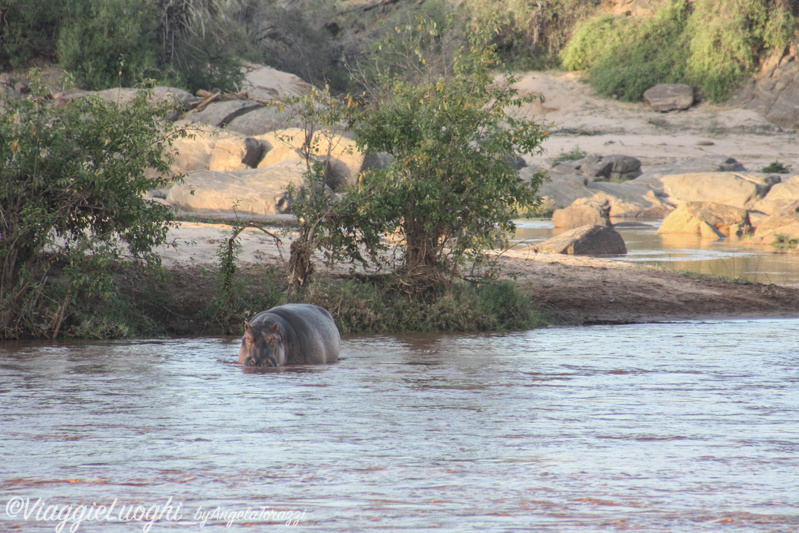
[[149, 221, 799, 336]]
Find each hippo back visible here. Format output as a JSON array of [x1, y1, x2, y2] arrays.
[[262, 304, 340, 364]]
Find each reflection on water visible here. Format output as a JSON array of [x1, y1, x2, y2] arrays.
[[2, 320, 799, 531], [514, 219, 799, 286]]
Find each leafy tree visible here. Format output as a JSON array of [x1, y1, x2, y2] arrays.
[[347, 19, 548, 288], [0, 79, 186, 339]]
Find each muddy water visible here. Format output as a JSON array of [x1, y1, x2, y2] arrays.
[[2, 319, 799, 531], [514, 219, 799, 287]]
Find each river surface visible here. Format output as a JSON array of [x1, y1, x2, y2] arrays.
[[2, 319, 799, 531], [514, 219, 799, 287]]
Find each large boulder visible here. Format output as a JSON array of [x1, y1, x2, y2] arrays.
[[168, 124, 258, 176], [752, 175, 799, 215], [550, 153, 642, 182], [94, 86, 198, 108], [643, 83, 695, 112], [242, 63, 314, 101], [634, 155, 745, 186], [225, 105, 301, 136], [208, 137, 263, 172], [255, 128, 364, 189], [730, 60, 799, 129], [552, 199, 611, 229], [659, 172, 778, 209], [166, 160, 307, 216], [534, 225, 627, 255], [754, 200, 799, 236], [181, 100, 264, 128], [658, 202, 751, 238]]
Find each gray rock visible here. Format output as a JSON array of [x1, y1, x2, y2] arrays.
[[551, 153, 641, 182], [182, 100, 265, 128], [225, 105, 302, 136], [752, 175, 799, 215], [534, 225, 627, 255], [643, 83, 695, 112], [730, 60, 799, 128]]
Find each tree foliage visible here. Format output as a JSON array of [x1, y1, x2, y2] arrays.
[[345, 19, 548, 288], [561, 0, 798, 102], [0, 80, 185, 339]]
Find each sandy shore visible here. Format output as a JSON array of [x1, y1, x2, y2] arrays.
[[156, 220, 799, 326], [155, 71, 799, 327]]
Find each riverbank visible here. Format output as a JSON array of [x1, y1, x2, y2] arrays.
[[147, 221, 799, 336]]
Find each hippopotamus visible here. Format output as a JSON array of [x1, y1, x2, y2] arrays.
[[238, 304, 340, 367]]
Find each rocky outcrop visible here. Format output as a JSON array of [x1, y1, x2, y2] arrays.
[[754, 200, 799, 237], [166, 160, 308, 216], [255, 128, 365, 189], [659, 172, 778, 209], [552, 199, 611, 229], [241, 63, 313, 101], [752, 175, 799, 215], [550, 153, 642, 182], [168, 124, 260, 176], [643, 84, 695, 112], [658, 202, 752, 238], [534, 225, 627, 255], [181, 99, 264, 128], [729, 60, 799, 129]]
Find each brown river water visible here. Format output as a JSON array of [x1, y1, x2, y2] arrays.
[[2, 319, 798, 531], [514, 219, 799, 287]]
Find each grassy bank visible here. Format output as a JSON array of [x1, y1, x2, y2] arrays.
[[27, 262, 546, 340]]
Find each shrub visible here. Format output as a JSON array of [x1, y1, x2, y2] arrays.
[[0, 80, 186, 339], [344, 19, 548, 288], [56, 0, 162, 90], [560, 0, 798, 103], [0, 0, 64, 69], [761, 161, 791, 173]]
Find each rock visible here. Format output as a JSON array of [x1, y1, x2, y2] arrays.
[[659, 172, 777, 209], [94, 86, 199, 108], [643, 83, 695, 112], [752, 175, 799, 215], [552, 199, 611, 229], [242, 63, 314, 101], [534, 225, 627, 255], [754, 200, 799, 236], [254, 128, 364, 189], [225, 105, 302, 136], [168, 124, 252, 176], [588, 182, 673, 218], [658, 202, 751, 237], [634, 155, 746, 185], [181, 100, 264, 128], [166, 160, 307, 216], [208, 137, 263, 172], [730, 60, 799, 129], [550, 153, 641, 182]]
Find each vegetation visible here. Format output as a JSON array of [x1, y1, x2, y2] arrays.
[[561, 0, 798, 103], [553, 146, 588, 163], [761, 161, 791, 173], [0, 80, 186, 339], [341, 19, 548, 289]]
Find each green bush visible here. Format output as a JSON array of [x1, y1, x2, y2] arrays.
[[560, 0, 798, 103], [296, 277, 544, 334], [466, 0, 601, 69], [0, 81, 185, 339], [56, 0, 162, 90], [0, 0, 64, 69], [345, 20, 548, 287]]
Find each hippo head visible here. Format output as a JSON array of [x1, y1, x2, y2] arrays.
[[238, 322, 285, 367]]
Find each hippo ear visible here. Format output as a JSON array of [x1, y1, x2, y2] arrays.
[[244, 322, 251, 333], [272, 322, 280, 331], [267, 334, 275, 344]]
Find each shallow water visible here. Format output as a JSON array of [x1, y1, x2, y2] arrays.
[[2, 319, 799, 531], [514, 219, 799, 287]]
